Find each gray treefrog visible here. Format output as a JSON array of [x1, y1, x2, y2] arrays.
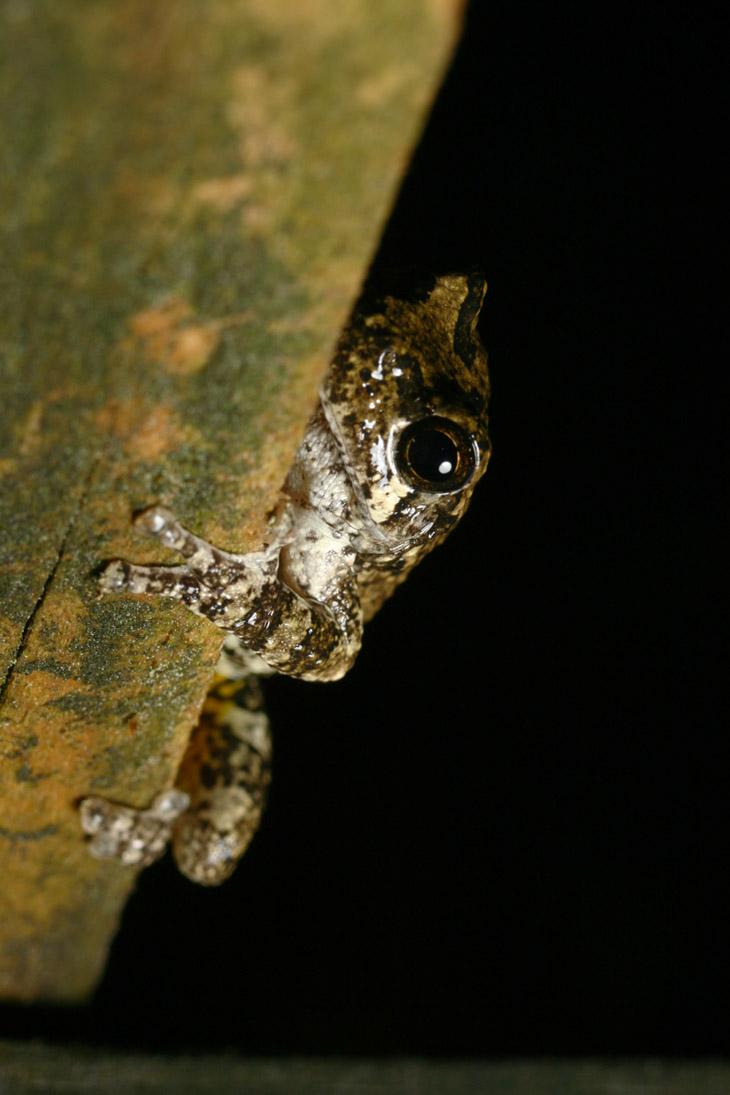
[[80, 272, 491, 885]]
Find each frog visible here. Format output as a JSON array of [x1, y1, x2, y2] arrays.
[[80, 271, 491, 885]]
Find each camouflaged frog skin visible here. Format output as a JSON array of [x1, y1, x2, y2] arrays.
[[80, 272, 491, 885]]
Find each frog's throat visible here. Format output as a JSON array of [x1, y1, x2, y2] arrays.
[[318, 389, 392, 542], [317, 390, 434, 558]]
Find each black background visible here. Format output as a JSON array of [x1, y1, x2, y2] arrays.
[[5, 2, 724, 1058]]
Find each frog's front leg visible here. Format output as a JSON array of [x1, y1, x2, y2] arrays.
[[99, 505, 277, 626], [100, 505, 363, 682]]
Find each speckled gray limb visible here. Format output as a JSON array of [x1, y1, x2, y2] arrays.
[[80, 661, 272, 886], [99, 561, 201, 600], [100, 506, 363, 681], [133, 505, 278, 591]]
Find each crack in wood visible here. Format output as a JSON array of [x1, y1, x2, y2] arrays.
[[0, 458, 99, 707], [0, 825, 59, 843]]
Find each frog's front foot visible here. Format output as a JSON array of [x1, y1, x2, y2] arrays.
[[96, 506, 210, 603], [97, 505, 265, 613], [80, 789, 190, 868], [98, 559, 130, 593]]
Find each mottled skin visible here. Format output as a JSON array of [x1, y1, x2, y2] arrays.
[[81, 272, 491, 884]]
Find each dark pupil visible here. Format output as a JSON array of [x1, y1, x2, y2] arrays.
[[406, 427, 459, 483]]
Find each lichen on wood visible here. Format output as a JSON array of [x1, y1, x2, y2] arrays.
[[0, 0, 464, 1001]]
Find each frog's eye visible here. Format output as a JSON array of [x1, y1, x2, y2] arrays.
[[395, 416, 477, 493]]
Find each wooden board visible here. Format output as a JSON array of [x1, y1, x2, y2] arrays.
[[1, 1046, 728, 1095], [0, 0, 464, 1001]]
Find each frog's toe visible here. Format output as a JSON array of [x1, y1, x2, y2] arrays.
[[134, 504, 179, 542], [80, 790, 190, 869], [150, 788, 191, 819], [98, 559, 131, 594], [133, 504, 208, 560]]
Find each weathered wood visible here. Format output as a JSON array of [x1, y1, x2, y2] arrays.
[[1, 1045, 728, 1095], [0, 0, 464, 1001]]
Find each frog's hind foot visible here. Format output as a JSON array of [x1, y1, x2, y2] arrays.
[[80, 789, 190, 869]]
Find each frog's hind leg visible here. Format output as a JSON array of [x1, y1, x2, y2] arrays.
[[171, 663, 272, 886], [80, 656, 272, 886]]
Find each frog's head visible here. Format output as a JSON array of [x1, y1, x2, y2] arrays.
[[322, 271, 491, 550]]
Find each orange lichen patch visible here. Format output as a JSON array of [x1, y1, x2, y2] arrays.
[[115, 169, 179, 217], [93, 398, 182, 448], [94, 398, 142, 440], [129, 295, 192, 339], [127, 296, 198, 371], [12, 389, 78, 457], [94, 398, 192, 455], [242, 202, 276, 235], [17, 399, 47, 451], [165, 324, 222, 375], [1, 637, 212, 818], [4, 669, 89, 716], [1, 671, 92, 789], [125, 405, 194, 462], [190, 174, 254, 211], [28, 589, 88, 664], [126, 296, 253, 376], [228, 65, 298, 166]]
